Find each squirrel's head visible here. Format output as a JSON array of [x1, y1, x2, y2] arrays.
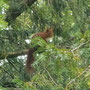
[[45, 26, 54, 37]]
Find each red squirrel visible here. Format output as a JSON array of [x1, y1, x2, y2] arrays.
[[26, 27, 54, 73]]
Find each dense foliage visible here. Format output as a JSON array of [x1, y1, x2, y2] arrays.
[[0, 0, 90, 90]]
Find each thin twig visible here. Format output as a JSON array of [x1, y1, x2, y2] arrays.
[[45, 68, 58, 85], [0, 67, 14, 78], [71, 43, 86, 52], [7, 60, 19, 71], [65, 65, 90, 90]]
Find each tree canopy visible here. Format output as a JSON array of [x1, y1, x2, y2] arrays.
[[0, 0, 90, 90]]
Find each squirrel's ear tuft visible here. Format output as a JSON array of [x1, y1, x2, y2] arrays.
[[45, 27, 50, 32], [51, 26, 54, 31]]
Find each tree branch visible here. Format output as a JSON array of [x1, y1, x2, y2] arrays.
[[0, 46, 42, 59], [0, 49, 28, 59]]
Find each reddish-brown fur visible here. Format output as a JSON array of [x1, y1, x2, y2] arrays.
[[26, 27, 54, 73]]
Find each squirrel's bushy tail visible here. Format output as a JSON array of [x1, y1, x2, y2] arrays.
[[26, 48, 35, 73], [26, 47, 38, 73]]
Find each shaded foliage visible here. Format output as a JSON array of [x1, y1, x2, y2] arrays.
[[0, 0, 90, 90]]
